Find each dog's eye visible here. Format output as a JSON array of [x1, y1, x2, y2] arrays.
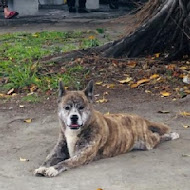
[[65, 106, 70, 110], [79, 106, 84, 110]]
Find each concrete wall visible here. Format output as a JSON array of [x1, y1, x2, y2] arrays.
[[8, 0, 39, 16]]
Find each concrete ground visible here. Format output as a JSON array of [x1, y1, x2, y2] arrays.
[[0, 89, 190, 190], [0, 6, 190, 190]]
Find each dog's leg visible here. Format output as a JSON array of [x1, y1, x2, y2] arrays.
[[34, 133, 69, 177], [42, 135, 102, 177]]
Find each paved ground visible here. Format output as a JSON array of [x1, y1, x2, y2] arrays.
[[0, 6, 190, 190]]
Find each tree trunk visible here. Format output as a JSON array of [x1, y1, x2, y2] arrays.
[[99, 0, 190, 60]]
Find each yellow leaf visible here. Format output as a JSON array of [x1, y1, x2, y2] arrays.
[[89, 35, 95, 40], [183, 125, 190, 129], [106, 84, 115, 89], [24, 118, 32, 123], [155, 53, 160, 58], [96, 81, 103, 85], [96, 98, 108, 103], [105, 112, 110, 115], [149, 74, 159, 80], [184, 89, 190, 94], [160, 91, 171, 97], [96, 189, 103, 190], [0, 93, 10, 98], [130, 83, 139, 88], [137, 78, 150, 85], [119, 77, 132, 84], [20, 157, 29, 162], [180, 111, 190, 117]]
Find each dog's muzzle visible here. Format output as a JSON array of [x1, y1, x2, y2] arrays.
[[69, 115, 82, 130]]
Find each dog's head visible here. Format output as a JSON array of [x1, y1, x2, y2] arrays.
[[58, 80, 94, 131]]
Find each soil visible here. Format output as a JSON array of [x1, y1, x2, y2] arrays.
[[0, 8, 190, 190]]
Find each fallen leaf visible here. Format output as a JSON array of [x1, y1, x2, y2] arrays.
[[183, 75, 190, 84], [184, 89, 190, 94], [155, 53, 160, 58], [105, 112, 110, 115], [7, 88, 14, 95], [180, 111, 190, 117], [24, 118, 32, 123], [0, 93, 10, 98], [137, 78, 150, 84], [19, 105, 25, 108], [160, 91, 171, 97], [183, 125, 190, 129], [106, 84, 115, 89], [130, 83, 139, 88], [119, 77, 132, 84], [96, 81, 103, 85], [96, 98, 108, 103], [96, 189, 103, 190], [149, 74, 159, 80], [130, 78, 150, 88], [127, 61, 137, 68], [158, 110, 170, 114], [145, 90, 152, 93], [103, 92, 109, 96], [182, 154, 190, 157], [20, 157, 29, 162]]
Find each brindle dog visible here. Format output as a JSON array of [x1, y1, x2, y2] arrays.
[[34, 80, 179, 177]]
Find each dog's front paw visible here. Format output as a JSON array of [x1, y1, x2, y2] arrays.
[[44, 167, 59, 177], [34, 166, 47, 177]]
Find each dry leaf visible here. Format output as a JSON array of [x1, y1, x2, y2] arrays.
[[24, 118, 32, 123], [127, 61, 137, 68], [0, 93, 10, 98], [160, 91, 171, 97], [155, 53, 160, 58], [183, 125, 190, 129], [184, 89, 190, 94], [145, 90, 152, 93], [130, 83, 139, 88], [96, 189, 103, 190], [119, 77, 132, 84], [106, 84, 115, 89], [182, 154, 190, 157], [96, 81, 103, 85], [7, 88, 14, 95], [180, 111, 190, 117], [158, 110, 170, 114], [131, 78, 150, 88], [19, 105, 25, 108], [149, 74, 159, 79], [20, 157, 29, 162], [183, 75, 190, 84], [96, 98, 108, 103]]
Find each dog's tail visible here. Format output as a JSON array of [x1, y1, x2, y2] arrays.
[[146, 121, 170, 135]]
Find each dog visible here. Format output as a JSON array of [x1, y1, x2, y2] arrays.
[[34, 80, 179, 177]]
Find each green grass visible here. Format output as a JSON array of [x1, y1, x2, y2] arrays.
[[0, 31, 102, 94]]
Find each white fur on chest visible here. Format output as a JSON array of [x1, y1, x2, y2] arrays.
[[65, 128, 80, 157]]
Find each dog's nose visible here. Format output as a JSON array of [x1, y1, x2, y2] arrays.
[[70, 115, 78, 123]]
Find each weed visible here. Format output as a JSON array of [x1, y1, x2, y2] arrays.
[[0, 31, 101, 94]]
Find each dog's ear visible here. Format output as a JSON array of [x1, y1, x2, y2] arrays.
[[58, 80, 66, 97], [84, 80, 94, 101]]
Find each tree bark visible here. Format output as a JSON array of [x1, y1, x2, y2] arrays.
[[99, 0, 190, 60]]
